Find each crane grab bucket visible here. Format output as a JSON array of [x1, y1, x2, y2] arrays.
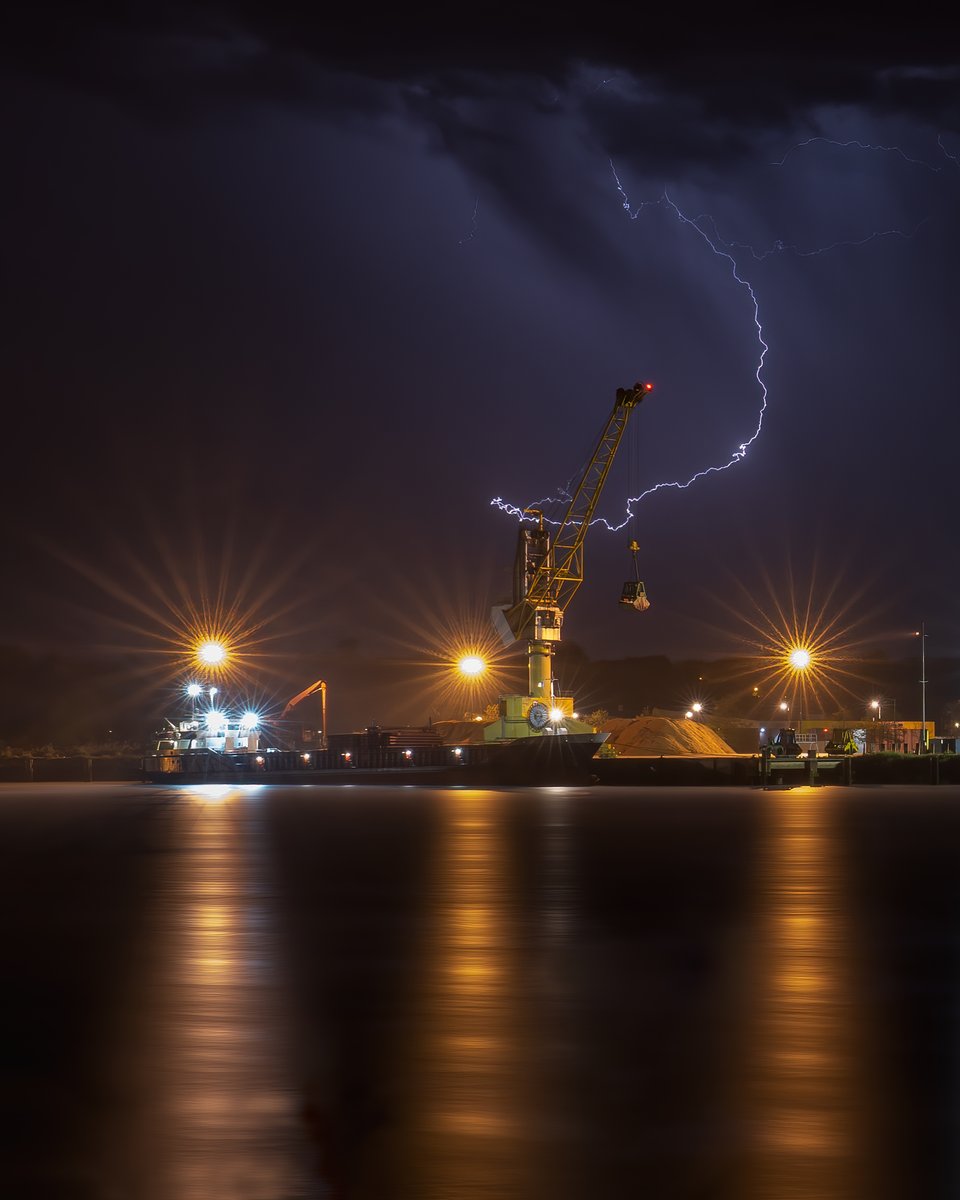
[[620, 539, 650, 611], [619, 581, 650, 611]]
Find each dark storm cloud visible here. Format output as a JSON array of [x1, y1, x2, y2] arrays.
[[6, 3, 960, 134], [6, 2, 958, 276]]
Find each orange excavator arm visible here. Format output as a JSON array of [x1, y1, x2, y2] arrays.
[[280, 679, 327, 748]]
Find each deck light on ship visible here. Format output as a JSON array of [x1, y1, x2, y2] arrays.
[[206, 710, 225, 731], [239, 711, 260, 729], [186, 682, 202, 698], [549, 707, 565, 723]]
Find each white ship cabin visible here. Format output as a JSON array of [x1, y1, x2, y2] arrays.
[[156, 712, 261, 754]]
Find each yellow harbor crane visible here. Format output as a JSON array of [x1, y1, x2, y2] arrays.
[[486, 380, 654, 742]]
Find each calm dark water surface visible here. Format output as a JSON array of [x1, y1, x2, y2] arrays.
[[1, 781, 958, 1198]]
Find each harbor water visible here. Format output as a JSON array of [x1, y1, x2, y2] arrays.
[[1, 781, 958, 1198]]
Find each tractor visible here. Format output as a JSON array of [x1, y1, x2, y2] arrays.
[[824, 728, 858, 755]]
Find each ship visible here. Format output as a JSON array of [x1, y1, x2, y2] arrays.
[[142, 711, 606, 786]]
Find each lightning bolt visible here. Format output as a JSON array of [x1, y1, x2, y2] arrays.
[[492, 164, 770, 530], [771, 136, 944, 173], [458, 196, 480, 245], [686, 212, 927, 261], [938, 133, 960, 169], [604, 171, 770, 529], [493, 129, 947, 532]]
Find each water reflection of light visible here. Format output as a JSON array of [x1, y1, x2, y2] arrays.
[[745, 786, 877, 1197], [146, 788, 307, 1198], [187, 785, 233, 802], [397, 789, 540, 1196]]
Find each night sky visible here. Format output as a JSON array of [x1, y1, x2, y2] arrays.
[[2, 7, 959, 732]]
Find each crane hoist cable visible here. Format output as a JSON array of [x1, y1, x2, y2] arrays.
[[620, 401, 650, 612]]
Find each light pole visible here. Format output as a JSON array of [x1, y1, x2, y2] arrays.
[[916, 623, 928, 751], [870, 698, 883, 752], [788, 647, 812, 744]]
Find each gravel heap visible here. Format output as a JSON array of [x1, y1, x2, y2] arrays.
[[602, 716, 737, 756]]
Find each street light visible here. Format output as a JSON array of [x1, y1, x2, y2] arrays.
[[915, 623, 928, 751], [197, 640, 228, 668], [870, 698, 882, 753], [788, 646, 812, 741], [692, 702, 703, 720], [457, 654, 486, 677]]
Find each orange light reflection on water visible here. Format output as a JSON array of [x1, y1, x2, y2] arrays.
[[148, 789, 307, 1199], [392, 790, 543, 1199], [745, 787, 877, 1199]]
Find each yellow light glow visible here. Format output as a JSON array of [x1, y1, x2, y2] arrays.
[[697, 566, 881, 726], [197, 640, 228, 666], [458, 654, 486, 677]]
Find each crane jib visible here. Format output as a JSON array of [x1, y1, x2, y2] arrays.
[[505, 381, 653, 638]]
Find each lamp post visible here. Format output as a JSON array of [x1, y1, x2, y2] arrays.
[[788, 647, 812, 744], [916, 623, 928, 751]]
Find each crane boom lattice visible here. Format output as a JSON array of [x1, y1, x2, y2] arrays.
[[504, 381, 652, 641]]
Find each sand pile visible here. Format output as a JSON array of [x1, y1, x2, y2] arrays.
[[602, 717, 736, 756]]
